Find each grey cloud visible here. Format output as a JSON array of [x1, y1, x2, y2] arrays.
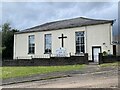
[[2, 2, 118, 34]]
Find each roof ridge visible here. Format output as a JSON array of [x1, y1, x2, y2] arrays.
[[25, 17, 112, 30], [80, 17, 113, 21], [24, 17, 84, 30], [18, 16, 114, 34]]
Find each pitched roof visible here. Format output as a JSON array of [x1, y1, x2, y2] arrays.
[[16, 17, 114, 34]]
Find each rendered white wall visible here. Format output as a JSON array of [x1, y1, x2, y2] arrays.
[[86, 23, 113, 60], [14, 23, 113, 60]]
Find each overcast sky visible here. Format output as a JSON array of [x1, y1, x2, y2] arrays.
[[2, 2, 118, 35]]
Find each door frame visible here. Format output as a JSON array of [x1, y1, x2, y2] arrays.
[[92, 46, 102, 62]]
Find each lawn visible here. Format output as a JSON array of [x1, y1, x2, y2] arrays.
[[99, 62, 119, 67], [1, 64, 86, 79]]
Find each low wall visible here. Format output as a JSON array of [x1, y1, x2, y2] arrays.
[[99, 53, 120, 64], [2, 53, 88, 66], [102, 56, 119, 63]]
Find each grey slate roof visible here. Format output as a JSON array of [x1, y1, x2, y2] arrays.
[[16, 17, 114, 34]]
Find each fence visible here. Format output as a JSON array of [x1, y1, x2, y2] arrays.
[[2, 53, 88, 66], [14, 53, 85, 59]]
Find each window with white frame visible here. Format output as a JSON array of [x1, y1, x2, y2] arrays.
[[28, 35, 35, 54], [75, 31, 85, 53], [44, 34, 52, 54]]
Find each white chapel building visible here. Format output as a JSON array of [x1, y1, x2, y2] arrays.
[[13, 17, 114, 62]]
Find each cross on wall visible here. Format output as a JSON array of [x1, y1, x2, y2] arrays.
[[58, 34, 67, 47]]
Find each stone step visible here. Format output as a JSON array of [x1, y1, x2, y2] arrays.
[[89, 62, 99, 65]]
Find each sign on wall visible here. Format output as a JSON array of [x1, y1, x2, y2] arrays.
[[56, 47, 67, 57], [112, 41, 120, 45]]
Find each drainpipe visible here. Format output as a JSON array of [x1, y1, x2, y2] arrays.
[[109, 24, 113, 55]]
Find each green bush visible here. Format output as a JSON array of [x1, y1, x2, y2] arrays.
[[103, 51, 108, 56]]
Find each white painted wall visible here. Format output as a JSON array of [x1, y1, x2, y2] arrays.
[[86, 23, 113, 60], [14, 23, 113, 60]]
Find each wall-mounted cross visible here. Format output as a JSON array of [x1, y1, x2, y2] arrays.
[[58, 34, 67, 47]]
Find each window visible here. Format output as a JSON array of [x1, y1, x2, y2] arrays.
[[45, 34, 52, 54], [28, 35, 35, 54], [75, 31, 85, 53]]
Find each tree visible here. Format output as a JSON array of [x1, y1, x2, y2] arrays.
[[2, 23, 19, 59], [2, 23, 11, 33]]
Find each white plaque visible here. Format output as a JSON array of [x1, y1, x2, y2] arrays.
[[56, 47, 67, 57]]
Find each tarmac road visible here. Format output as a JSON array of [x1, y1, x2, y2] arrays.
[[2, 69, 118, 88]]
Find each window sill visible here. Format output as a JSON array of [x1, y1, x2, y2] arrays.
[[75, 53, 84, 54], [28, 53, 35, 54], [44, 53, 52, 54]]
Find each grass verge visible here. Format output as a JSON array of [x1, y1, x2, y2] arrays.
[[99, 62, 119, 67], [1, 64, 86, 79]]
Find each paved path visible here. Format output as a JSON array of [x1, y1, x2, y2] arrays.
[[3, 68, 118, 88]]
